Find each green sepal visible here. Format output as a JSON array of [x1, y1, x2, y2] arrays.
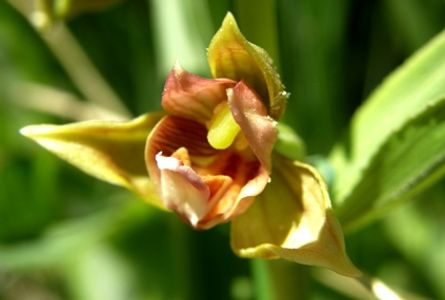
[[231, 155, 360, 277], [20, 113, 164, 208], [274, 123, 306, 161], [207, 13, 288, 120]]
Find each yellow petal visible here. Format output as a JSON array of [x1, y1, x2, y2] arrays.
[[20, 113, 164, 208], [207, 13, 288, 119], [231, 155, 360, 277]]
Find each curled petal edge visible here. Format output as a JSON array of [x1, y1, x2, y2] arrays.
[[229, 81, 277, 173], [230, 156, 361, 277]]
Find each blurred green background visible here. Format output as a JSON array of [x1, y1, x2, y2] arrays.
[[1, 0, 445, 299]]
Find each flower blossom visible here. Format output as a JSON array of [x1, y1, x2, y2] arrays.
[[147, 63, 278, 229], [20, 13, 360, 277]]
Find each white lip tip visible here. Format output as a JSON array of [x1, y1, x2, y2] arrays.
[[155, 152, 181, 170]]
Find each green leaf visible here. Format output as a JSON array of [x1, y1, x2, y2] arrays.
[[0, 200, 138, 270], [20, 113, 164, 208], [207, 13, 288, 119], [331, 29, 445, 218], [336, 97, 445, 231], [384, 185, 445, 299], [54, 0, 124, 19]]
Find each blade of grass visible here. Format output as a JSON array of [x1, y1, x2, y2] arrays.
[[7, 0, 131, 119]]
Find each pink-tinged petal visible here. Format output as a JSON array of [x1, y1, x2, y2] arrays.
[[231, 155, 361, 277], [155, 153, 211, 227], [145, 115, 269, 229], [162, 64, 235, 124], [229, 81, 278, 172]]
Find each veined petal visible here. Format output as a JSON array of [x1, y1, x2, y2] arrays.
[[162, 63, 235, 124], [20, 113, 164, 208], [231, 155, 360, 277], [146, 116, 217, 186], [207, 13, 288, 119], [229, 81, 277, 172], [155, 153, 211, 227], [145, 115, 269, 229], [199, 161, 269, 229]]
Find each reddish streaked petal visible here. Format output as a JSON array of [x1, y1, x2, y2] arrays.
[[146, 116, 217, 185], [203, 175, 233, 204], [162, 64, 235, 124], [197, 157, 269, 229], [145, 115, 269, 230], [230, 155, 360, 277], [229, 81, 278, 172], [155, 153, 211, 227]]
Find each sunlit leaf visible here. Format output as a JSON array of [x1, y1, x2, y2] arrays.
[[335, 97, 445, 231], [20, 113, 164, 208], [208, 13, 288, 119], [331, 29, 445, 212], [231, 156, 360, 277]]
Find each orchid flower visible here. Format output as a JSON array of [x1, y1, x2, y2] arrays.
[[20, 13, 359, 277]]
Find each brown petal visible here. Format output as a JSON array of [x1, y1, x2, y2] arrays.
[[162, 64, 235, 124], [145, 115, 270, 229], [198, 156, 269, 229], [229, 81, 278, 172]]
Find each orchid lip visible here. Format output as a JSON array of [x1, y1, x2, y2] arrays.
[[155, 151, 211, 227]]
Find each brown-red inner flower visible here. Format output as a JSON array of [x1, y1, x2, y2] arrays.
[[144, 65, 276, 229]]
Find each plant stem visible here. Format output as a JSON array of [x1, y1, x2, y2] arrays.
[[251, 260, 308, 300], [39, 23, 131, 118], [8, 0, 131, 120], [149, 0, 210, 75], [8, 81, 126, 121]]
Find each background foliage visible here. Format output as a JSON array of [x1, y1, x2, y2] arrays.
[[1, 0, 445, 299]]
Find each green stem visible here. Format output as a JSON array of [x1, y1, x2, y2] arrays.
[[39, 23, 131, 119], [8, 81, 126, 121], [168, 217, 192, 300], [250, 260, 308, 300], [149, 0, 211, 75], [251, 260, 273, 300], [8, 0, 131, 120]]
